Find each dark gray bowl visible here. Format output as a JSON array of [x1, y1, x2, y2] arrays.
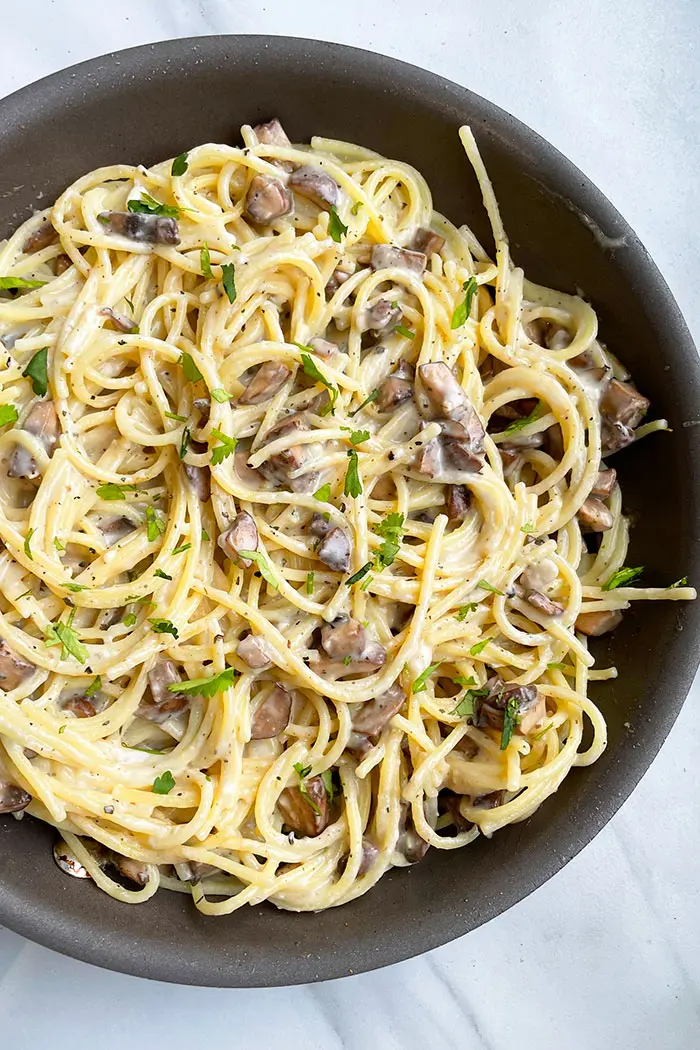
[[0, 35, 698, 988]]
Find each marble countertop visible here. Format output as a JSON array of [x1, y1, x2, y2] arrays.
[[1, 2, 699, 1047]]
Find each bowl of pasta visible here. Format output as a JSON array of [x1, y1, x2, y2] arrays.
[[0, 35, 698, 987]]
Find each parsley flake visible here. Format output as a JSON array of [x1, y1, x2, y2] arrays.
[[349, 389, 379, 416], [306, 571, 314, 596], [238, 550, 278, 589], [24, 527, 34, 560], [602, 566, 644, 591], [146, 506, 166, 542], [412, 662, 442, 694], [293, 762, 322, 815], [456, 603, 478, 621], [299, 352, 338, 415], [500, 694, 520, 750], [148, 618, 179, 638], [375, 512, 404, 568], [170, 667, 237, 698], [96, 482, 137, 501], [470, 638, 491, 656], [451, 276, 479, 329], [210, 428, 237, 465], [314, 483, 332, 502], [171, 151, 189, 176], [200, 243, 213, 278], [211, 388, 231, 403], [45, 611, 88, 663], [128, 193, 179, 218], [346, 561, 373, 586], [180, 351, 203, 383], [504, 402, 543, 435], [477, 580, 504, 596], [221, 263, 236, 304], [0, 404, 18, 426], [179, 425, 191, 460], [86, 675, 101, 697], [152, 771, 176, 795], [328, 205, 348, 243], [349, 429, 370, 445], [0, 276, 47, 290], [154, 569, 173, 580], [22, 347, 49, 396], [344, 449, 362, 497], [394, 324, 414, 339]]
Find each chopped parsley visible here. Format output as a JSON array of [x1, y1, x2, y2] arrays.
[[500, 694, 520, 750], [154, 568, 173, 580], [53, 537, 66, 552], [23, 528, 34, 560], [547, 661, 570, 671], [344, 449, 362, 497], [306, 571, 314, 595], [349, 429, 370, 445], [393, 324, 415, 339], [210, 428, 237, 465], [412, 662, 442, 694], [85, 675, 101, 697], [0, 276, 47, 290], [602, 566, 644, 591], [145, 506, 166, 542], [477, 580, 503, 596], [22, 347, 49, 396], [328, 205, 348, 243], [521, 523, 536, 534], [123, 612, 137, 627], [148, 618, 179, 638], [172, 542, 192, 555], [201, 529, 210, 542], [165, 410, 188, 422], [299, 352, 338, 415], [64, 583, 88, 592], [470, 638, 491, 656], [171, 151, 189, 176], [349, 389, 379, 416], [671, 576, 689, 588], [504, 402, 543, 435], [221, 262, 237, 304], [375, 512, 404, 568], [351, 201, 364, 215], [453, 674, 476, 687], [314, 483, 332, 502], [238, 550, 278, 589], [45, 609, 87, 663], [127, 193, 179, 218], [179, 425, 191, 460], [211, 388, 231, 402], [456, 603, 478, 621], [96, 482, 137, 501], [346, 561, 373, 586], [293, 762, 322, 815], [152, 771, 176, 795], [0, 404, 18, 426], [180, 351, 203, 383], [533, 721, 555, 741], [451, 276, 479, 329], [171, 667, 237, 698], [200, 243, 213, 278], [455, 686, 489, 718]]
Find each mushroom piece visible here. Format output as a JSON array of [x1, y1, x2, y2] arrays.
[[321, 618, 371, 661], [252, 118, 295, 170], [55, 254, 72, 275], [193, 397, 211, 425], [278, 776, 330, 838], [8, 400, 60, 480], [234, 447, 265, 488], [325, 259, 356, 296], [0, 780, 32, 814], [446, 484, 471, 521], [99, 607, 125, 630], [244, 175, 293, 224], [577, 496, 614, 533], [250, 684, 293, 739], [183, 463, 210, 503], [473, 790, 506, 809], [62, 694, 98, 718], [600, 379, 650, 454], [358, 298, 402, 334], [591, 467, 617, 498], [351, 682, 406, 739], [99, 516, 136, 547], [237, 633, 275, 669], [0, 639, 35, 691], [308, 512, 331, 538], [525, 590, 564, 617], [100, 306, 138, 333], [110, 853, 149, 887], [410, 227, 446, 257], [238, 361, 291, 405], [24, 220, 58, 252], [396, 806, 429, 864], [441, 792, 475, 833], [370, 244, 427, 276], [98, 211, 180, 246], [473, 678, 545, 735], [317, 527, 351, 572], [440, 415, 486, 472], [417, 362, 469, 422], [53, 839, 91, 878], [376, 368, 413, 412], [520, 558, 558, 593], [218, 511, 259, 567], [288, 166, 340, 210], [358, 837, 380, 874], [263, 413, 311, 477], [140, 659, 189, 723], [308, 336, 339, 357], [575, 609, 624, 636]]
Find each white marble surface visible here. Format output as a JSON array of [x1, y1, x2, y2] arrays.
[[1, 2, 699, 1047]]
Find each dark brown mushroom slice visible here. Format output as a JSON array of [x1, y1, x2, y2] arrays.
[[357, 836, 380, 875], [234, 446, 265, 488], [244, 175, 293, 224], [446, 484, 471, 521], [317, 526, 351, 572], [359, 298, 401, 334], [525, 590, 564, 617], [62, 694, 98, 718], [575, 609, 623, 636], [577, 496, 613, 533], [370, 244, 427, 275], [288, 165, 340, 209], [250, 684, 293, 739], [24, 220, 58, 252], [441, 415, 486, 472], [109, 852, 150, 887], [55, 253, 72, 275], [193, 397, 211, 424], [218, 510, 259, 567], [321, 617, 370, 661], [0, 780, 32, 814], [53, 839, 91, 878], [8, 400, 60, 480], [100, 515, 136, 547], [309, 512, 331, 538], [0, 639, 35, 691], [139, 659, 188, 723], [252, 118, 295, 170], [98, 211, 180, 246], [591, 467, 617, 498], [376, 369, 413, 412], [347, 731, 374, 758], [99, 607, 124, 629], [472, 790, 505, 810], [289, 470, 319, 493], [278, 777, 329, 838], [415, 434, 443, 478], [410, 227, 446, 257], [416, 362, 468, 421], [238, 360, 291, 405], [238, 633, 275, 669], [440, 791, 475, 832], [308, 336, 339, 357], [325, 260, 355, 296], [601, 379, 650, 429], [183, 463, 210, 502], [264, 413, 310, 476], [473, 679, 544, 735], [396, 808, 429, 864], [351, 682, 406, 738], [100, 306, 137, 333]]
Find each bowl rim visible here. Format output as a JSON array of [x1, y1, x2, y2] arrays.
[[0, 33, 698, 987]]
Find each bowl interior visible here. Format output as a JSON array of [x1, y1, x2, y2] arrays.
[[0, 35, 698, 987]]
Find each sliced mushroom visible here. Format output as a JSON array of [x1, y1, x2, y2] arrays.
[[521, 558, 558, 593], [98, 211, 180, 246], [600, 379, 649, 454], [358, 837, 380, 874], [358, 299, 401, 334], [321, 618, 370, 661], [473, 678, 544, 736], [525, 590, 564, 617], [288, 166, 340, 210], [8, 400, 60, 480], [440, 791, 475, 832], [244, 175, 293, 224], [250, 684, 293, 739], [289, 471, 319, 493], [183, 463, 210, 502], [62, 694, 97, 718], [218, 511, 259, 567], [139, 659, 188, 723], [263, 413, 311, 477], [55, 253, 72, 275], [591, 467, 617, 498], [278, 777, 330, 837], [575, 609, 623, 636], [100, 306, 137, 333], [237, 633, 275, 669], [415, 434, 443, 478], [325, 259, 356, 296], [446, 484, 470, 521], [110, 852, 149, 887], [0, 780, 31, 814], [238, 360, 291, 405], [53, 839, 91, 877], [440, 415, 486, 471], [370, 244, 427, 276], [308, 336, 340, 357], [417, 362, 468, 422], [99, 607, 124, 630], [577, 496, 613, 533], [193, 397, 211, 424], [396, 807, 429, 864], [309, 512, 331, 538], [410, 227, 446, 257], [473, 790, 505, 809], [252, 118, 294, 170], [99, 516, 136, 547], [317, 527, 351, 572], [234, 447, 265, 488], [0, 639, 35, 691], [376, 368, 413, 412], [351, 682, 405, 738], [24, 221, 58, 252]]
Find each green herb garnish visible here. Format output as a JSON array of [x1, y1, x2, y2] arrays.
[[456, 603, 478, 621], [412, 662, 442, 694], [172, 542, 192, 555], [349, 429, 370, 445], [221, 262, 236, 304], [170, 667, 237, 698], [293, 762, 321, 815], [53, 537, 66, 552], [123, 613, 137, 627], [154, 569, 173, 580], [210, 428, 237, 465], [349, 389, 379, 417], [504, 402, 543, 435], [180, 351, 203, 383], [45, 610, 87, 663], [65, 583, 88, 592], [350, 201, 363, 215], [602, 566, 644, 591], [179, 425, 191, 460], [165, 410, 188, 422], [314, 483, 332, 502], [171, 151, 189, 176], [22, 347, 48, 396], [451, 276, 478, 329], [23, 527, 34, 560], [211, 388, 231, 403], [96, 482, 137, 501], [346, 562, 373, 586], [547, 662, 569, 671], [148, 618, 179, 638], [375, 512, 404, 568], [128, 193, 179, 218], [299, 352, 338, 415], [146, 506, 166, 542], [152, 770, 176, 795], [470, 638, 491, 656], [500, 694, 520, 750], [344, 449, 362, 497], [0, 404, 18, 426], [671, 576, 689, 588], [86, 675, 101, 697], [521, 523, 536, 534], [328, 205, 348, 243], [455, 686, 489, 718], [477, 580, 503, 596], [0, 276, 47, 290], [393, 324, 414, 339], [238, 550, 278, 589], [200, 243, 213, 278], [306, 571, 314, 596]]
